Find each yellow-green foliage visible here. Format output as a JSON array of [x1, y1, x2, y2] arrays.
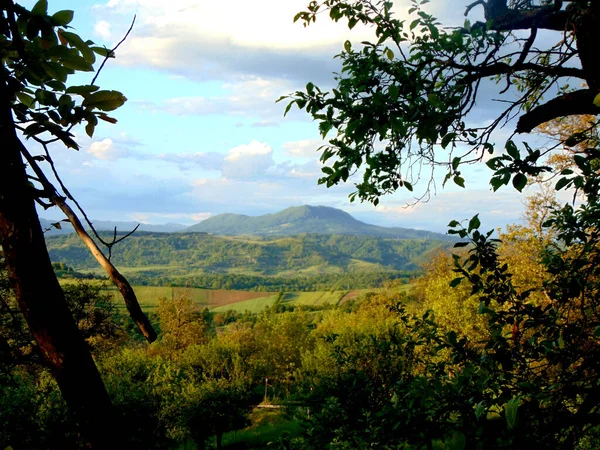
[[414, 251, 489, 342], [303, 291, 411, 380], [156, 289, 207, 351]]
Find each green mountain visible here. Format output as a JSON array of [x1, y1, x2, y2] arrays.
[[185, 205, 452, 240], [46, 232, 450, 279]]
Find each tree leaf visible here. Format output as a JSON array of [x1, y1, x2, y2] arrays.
[[32, 0, 48, 15], [66, 85, 100, 95], [504, 397, 520, 430], [82, 90, 127, 111], [505, 140, 520, 160], [449, 277, 463, 287], [468, 214, 480, 232], [512, 173, 527, 192], [52, 10, 74, 26]]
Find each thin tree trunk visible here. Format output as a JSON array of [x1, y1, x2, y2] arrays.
[[0, 78, 116, 448]]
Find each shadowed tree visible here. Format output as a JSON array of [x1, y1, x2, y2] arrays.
[[0, 1, 156, 446]]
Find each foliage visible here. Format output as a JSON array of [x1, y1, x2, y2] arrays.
[[283, 0, 595, 201], [46, 231, 448, 279], [280, 0, 600, 448], [156, 289, 209, 352]]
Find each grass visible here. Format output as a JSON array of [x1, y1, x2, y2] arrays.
[[282, 291, 347, 306], [59, 281, 277, 312], [59, 280, 414, 313], [218, 408, 303, 449], [211, 295, 280, 314]]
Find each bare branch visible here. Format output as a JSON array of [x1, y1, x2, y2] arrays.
[[18, 144, 157, 343], [91, 15, 136, 86]]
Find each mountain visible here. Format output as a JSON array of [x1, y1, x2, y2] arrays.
[[40, 218, 186, 236], [185, 205, 452, 240]]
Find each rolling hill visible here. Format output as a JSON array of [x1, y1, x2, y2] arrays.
[[185, 205, 452, 240], [46, 232, 450, 279]]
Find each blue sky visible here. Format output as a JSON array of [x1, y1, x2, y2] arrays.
[[24, 0, 551, 233]]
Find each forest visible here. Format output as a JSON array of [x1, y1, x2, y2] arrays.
[[2, 0, 600, 449]]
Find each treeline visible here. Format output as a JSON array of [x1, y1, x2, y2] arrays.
[[127, 270, 414, 291], [45, 232, 450, 276]]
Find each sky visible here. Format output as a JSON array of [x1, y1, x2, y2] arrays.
[[20, 0, 565, 233]]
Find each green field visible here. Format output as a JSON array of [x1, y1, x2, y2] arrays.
[[61, 280, 410, 314], [212, 290, 358, 313]]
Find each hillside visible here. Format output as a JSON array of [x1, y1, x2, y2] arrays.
[[185, 205, 452, 239], [46, 232, 450, 279]]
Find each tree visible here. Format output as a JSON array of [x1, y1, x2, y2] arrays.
[[284, 0, 598, 201], [0, 1, 155, 446], [283, 0, 600, 447], [156, 289, 208, 352]]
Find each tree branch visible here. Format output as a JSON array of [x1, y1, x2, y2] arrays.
[[516, 89, 600, 133], [19, 145, 157, 343], [471, 4, 569, 31]]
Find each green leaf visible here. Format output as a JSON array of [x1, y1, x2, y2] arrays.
[[60, 55, 94, 72], [404, 181, 413, 192], [505, 140, 520, 160], [344, 40, 352, 53], [504, 397, 520, 430], [475, 402, 485, 419], [555, 176, 570, 191], [452, 156, 461, 170], [59, 30, 95, 64], [91, 46, 114, 58], [66, 85, 100, 95], [85, 114, 98, 138], [468, 214, 480, 232], [512, 173, 527, 192], [32, 0, 48, 15], [16, 93, 36, 108], [449, 277, 463, 287], [82, 90, 127, 111], [52, 10, 74, 26], [453, 176, 465, 188], [441, 133, 457, 149], [594, 93, 600, 108], [446, 431, 467, 450], [386, 48, 394, 61]]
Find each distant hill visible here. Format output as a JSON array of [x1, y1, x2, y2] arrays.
[[46, 232, 451, 279], [185, 205, 452, 240], [40, 218, 186, 236]]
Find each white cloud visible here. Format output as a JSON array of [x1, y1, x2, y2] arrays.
[[87, 138, 117, 160], [158, 151, 224, 171], [130, 211, 212, 224], [94, 20, 112, 39], [223, 140, 274, 179], [283, 138, 326, 158], [136, 77, 298, 120]]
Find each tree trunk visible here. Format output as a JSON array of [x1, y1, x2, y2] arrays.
[[0, 79, 116, 448]]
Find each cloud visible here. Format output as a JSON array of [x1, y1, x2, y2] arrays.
[[87, 138, 117, 160], [130, 211, 212, 224], [158, 151, 224, 171], [134, 77, 302, 121], [370, 188, 528, 232], [283, 139, 326, 158], [222, 140, 274, 179], [94, 20, 112, 39]]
